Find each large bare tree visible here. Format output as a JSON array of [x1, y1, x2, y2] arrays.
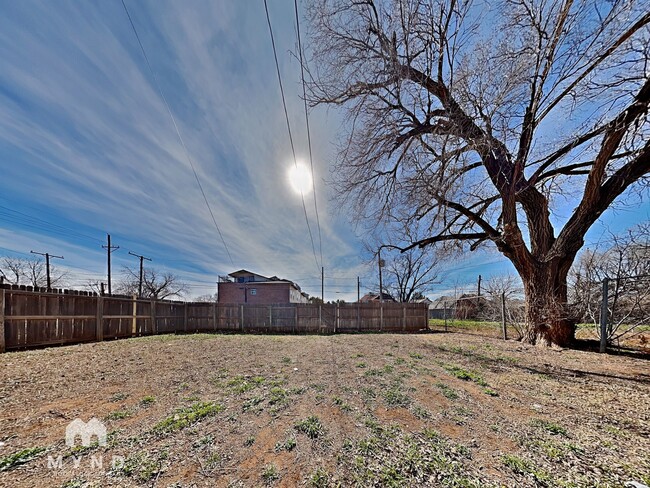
[[117, 266, 187, 300], [307, 0, 650, 345]]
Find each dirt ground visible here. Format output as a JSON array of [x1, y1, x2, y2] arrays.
[[0, 332, 648, 487]]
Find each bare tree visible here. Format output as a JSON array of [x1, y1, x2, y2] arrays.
[[307, 0, 650, 345], [383, 247, 441, 302], [0, 256, 66, 288], [480, 274, 526, 338], [193, 293, 218, 303], [117, 266, 187, 300], [570, 223, 650, 344]]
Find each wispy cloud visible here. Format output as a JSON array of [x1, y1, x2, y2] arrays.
[[0, 1, 366, 299]]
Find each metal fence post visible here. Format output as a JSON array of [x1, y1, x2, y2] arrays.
[[501, 292, 507, 340], [599, 278, 609, 353], [1, 288, 7, 353], [444, 301, 448, 332]]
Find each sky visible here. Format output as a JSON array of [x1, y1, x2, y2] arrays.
[[0, 0, 647, 301]]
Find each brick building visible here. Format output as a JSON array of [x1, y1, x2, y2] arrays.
[[217, 270, 309, 305]]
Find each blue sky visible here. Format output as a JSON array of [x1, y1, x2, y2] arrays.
[[0, 1, 647, 301]]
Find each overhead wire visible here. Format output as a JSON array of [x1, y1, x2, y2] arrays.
[[120, 0, 234, 266], [262, 0, 320, 275], [293, 0, 323, 268]]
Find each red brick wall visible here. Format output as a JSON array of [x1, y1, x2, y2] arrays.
[[218, 282, 290, 304]]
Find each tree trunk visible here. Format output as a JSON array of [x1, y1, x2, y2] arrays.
[[520, 261, 576, 347]]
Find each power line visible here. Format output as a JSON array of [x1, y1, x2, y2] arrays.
[[120, 0, 233, 266], [262, 0, 320, 274], [293, 0, 323, 267]]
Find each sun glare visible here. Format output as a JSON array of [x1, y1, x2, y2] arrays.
[[288, 163, 313, 194]]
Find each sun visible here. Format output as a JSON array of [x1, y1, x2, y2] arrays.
[[288, 163, 313, 194]]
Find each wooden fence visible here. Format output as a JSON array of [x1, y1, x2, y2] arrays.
[[0, 285, 429, 352]]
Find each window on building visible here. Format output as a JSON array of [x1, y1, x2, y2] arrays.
[[250, 289, 257, 295]]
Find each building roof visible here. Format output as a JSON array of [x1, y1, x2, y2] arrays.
[[360, 292, 396, 302], [225, 269, 304, 292]]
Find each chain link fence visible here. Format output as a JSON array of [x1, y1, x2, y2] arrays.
[[428, 280, 650, 353]]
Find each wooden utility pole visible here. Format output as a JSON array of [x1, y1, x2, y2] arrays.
[[321, 266, 324, 302], [30, 250, 63, 290], [102, 234, 119, 295], [128, 251, 151, 298], [378, 248, 384, 303]]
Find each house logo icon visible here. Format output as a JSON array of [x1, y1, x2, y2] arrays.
[[65, 418, 107, 447]]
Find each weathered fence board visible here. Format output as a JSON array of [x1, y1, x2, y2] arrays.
[[0, 285, 428, 352]]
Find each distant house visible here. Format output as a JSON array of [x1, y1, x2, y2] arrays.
[[428, 295, 459, 319], [455, 294, 488, 320], [359, 292, 396, 303], [217, 270, 309, 305]]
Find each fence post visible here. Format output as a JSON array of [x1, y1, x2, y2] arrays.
[[213, 302, 217, 332], [319, 304, 322, 334], [380, 303, 383, 332], [240, 304, 244, 332], [442, 302, 447, 332], [403, 305, 407, 332], [150, 299, 157, 335], [131, 294, 137, 337], [184, 302, 189, 333], [357, 302, 361, 332], [96, 295, 104, 343], [335, 303, 339, 333], [599, 278, 609, 353], [0, 288, 6, 353], [501, 292, 507, 340], [268, 305, 273, 331], [294, 305, 298, 334]]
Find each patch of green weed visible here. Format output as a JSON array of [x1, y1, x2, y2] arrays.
[[153, 402, 223, 434], [0, 447, 46, 472], [295, 416, 325, 439]]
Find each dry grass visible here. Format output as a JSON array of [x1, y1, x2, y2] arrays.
[[0, 332, 648, 487]]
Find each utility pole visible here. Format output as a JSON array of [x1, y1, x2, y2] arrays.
[[321, 266, 324, 303], [30, 250, 64, 290], [357, 276, 360, 303], [128, 251, 151, 298], [102, 234, 119, 295], [378, 248, 384, 303]]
